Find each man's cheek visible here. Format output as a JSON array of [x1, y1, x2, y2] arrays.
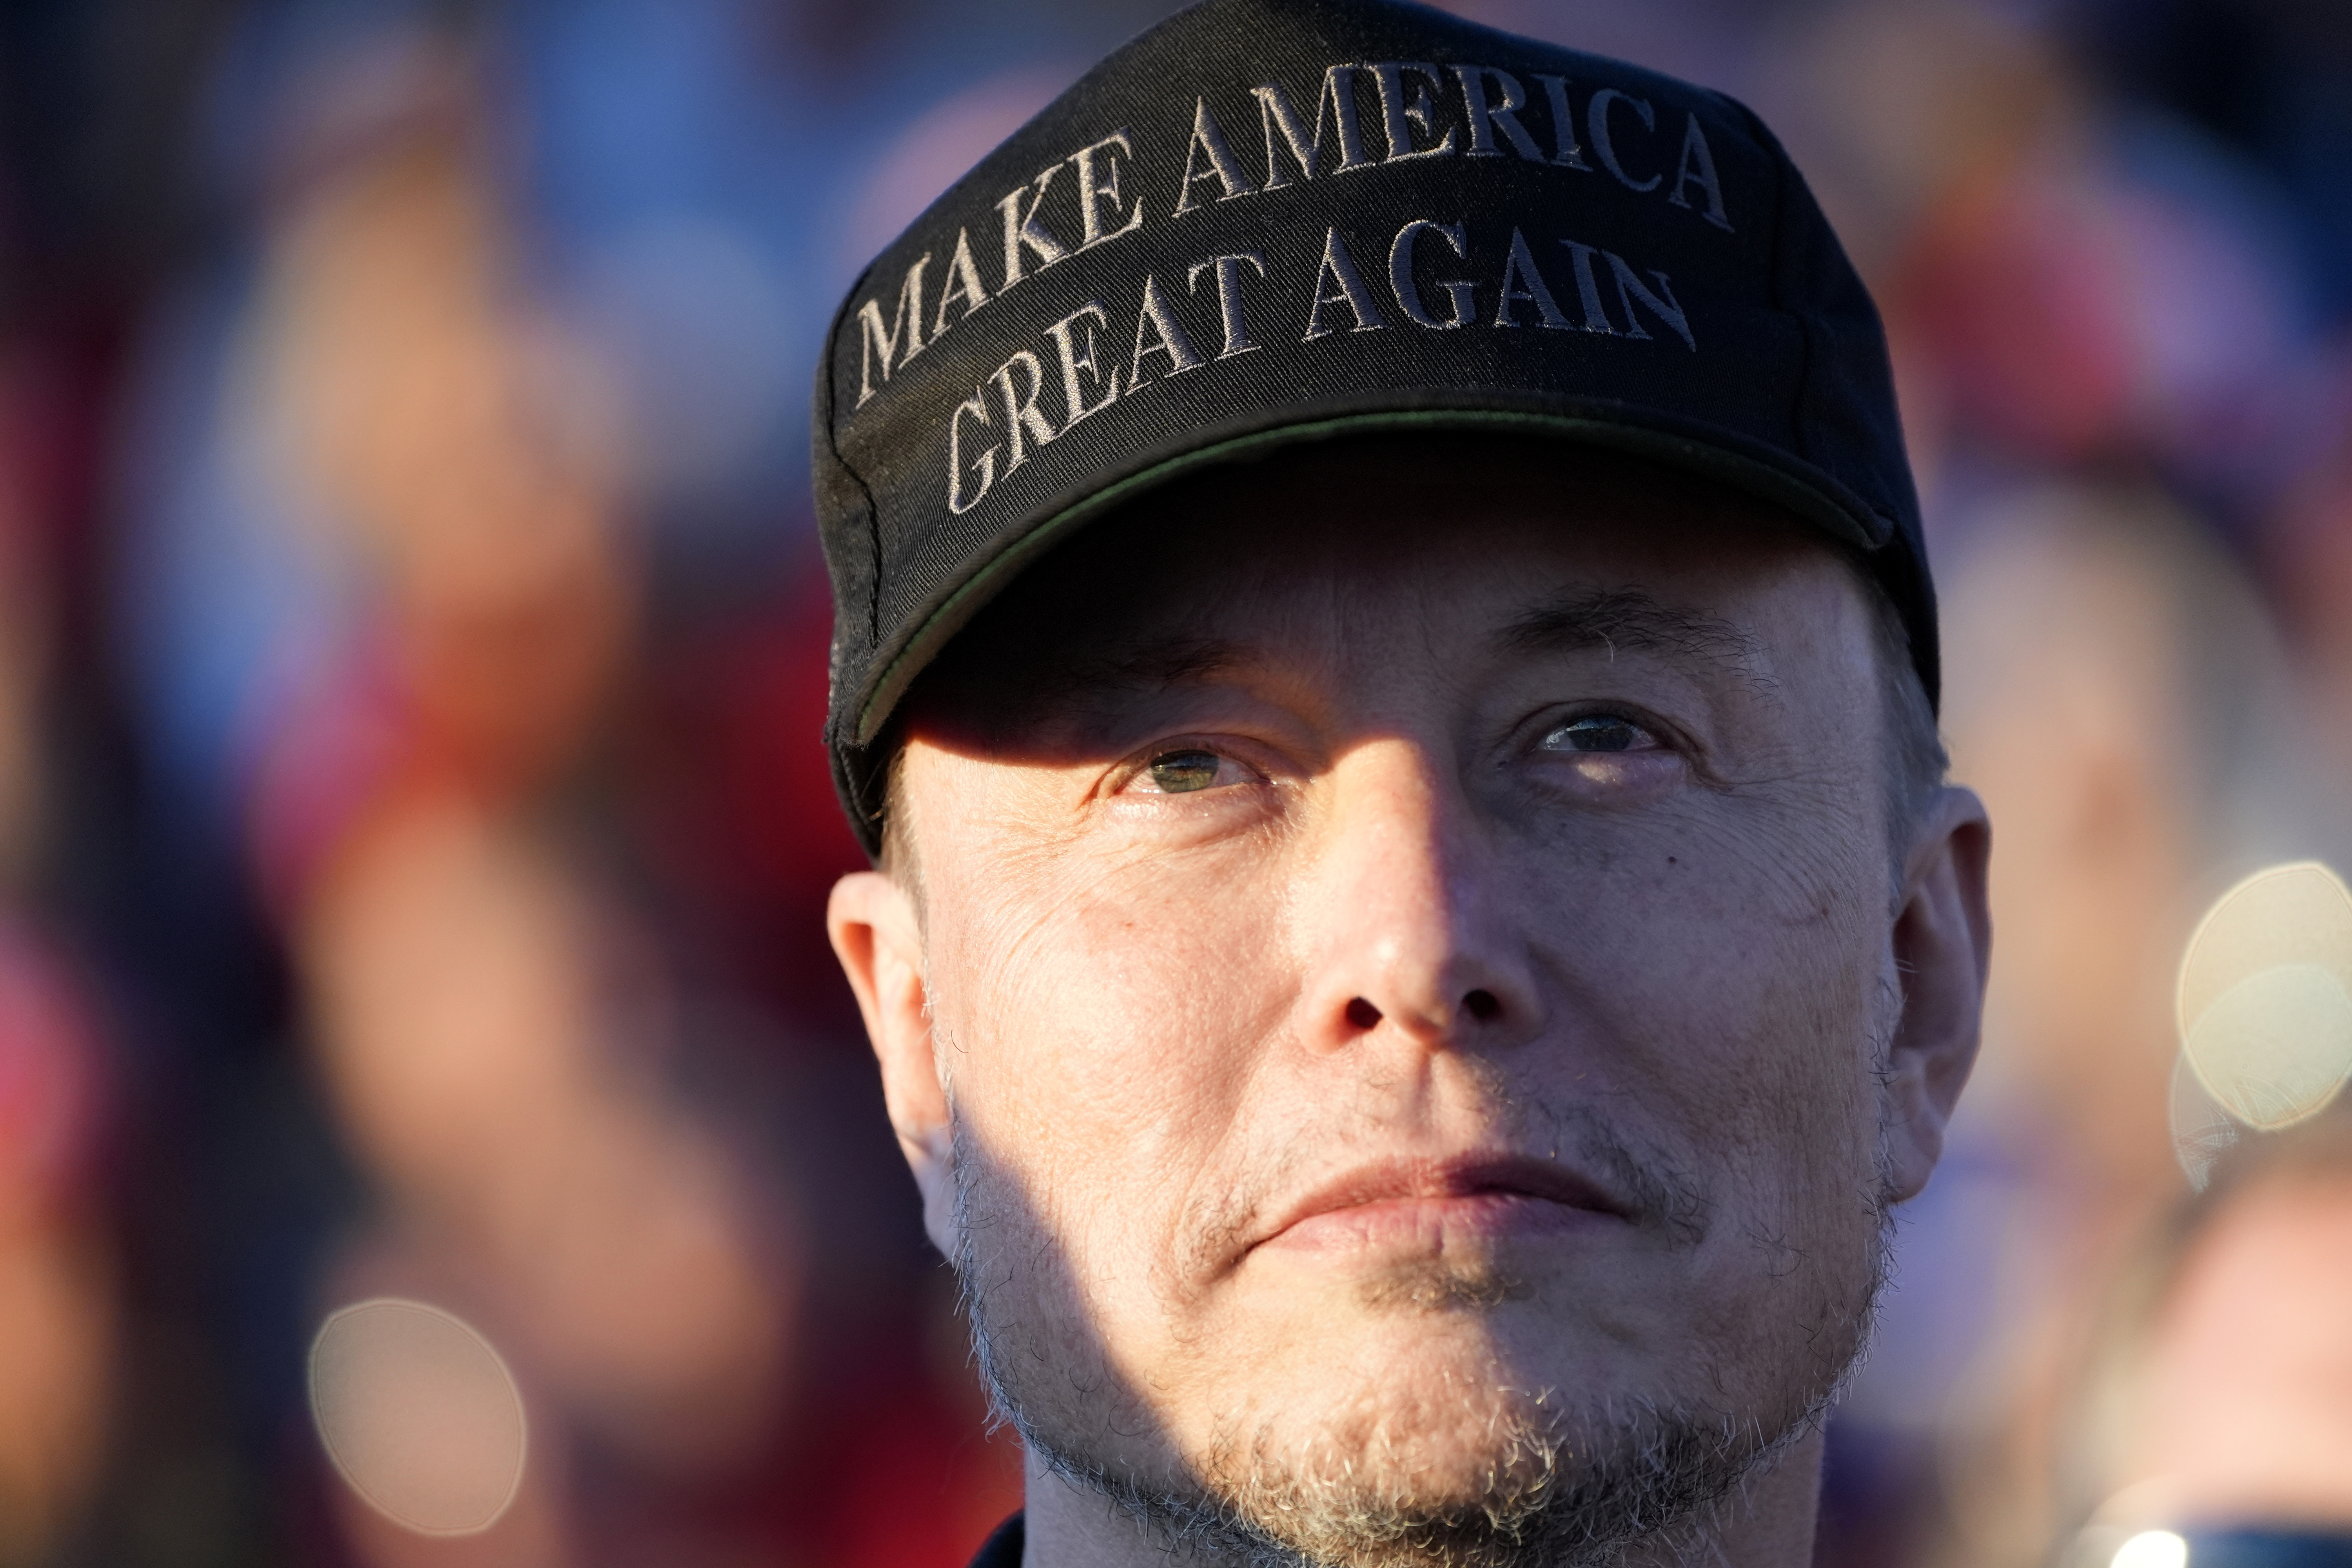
[[960, 862, 1287, 1201], [1557, 831, 1880, 1074], [1053, 857, 1292, 1040], [1551, 901, 1881, 1221]]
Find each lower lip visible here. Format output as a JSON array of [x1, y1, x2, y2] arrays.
[[1260, 1192, 1617, 1255]]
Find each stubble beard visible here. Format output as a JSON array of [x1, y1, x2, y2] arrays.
[[948, 1116, 1892, 1568]]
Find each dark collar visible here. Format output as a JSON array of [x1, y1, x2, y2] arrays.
[[967, 1513, 1024, 1568]]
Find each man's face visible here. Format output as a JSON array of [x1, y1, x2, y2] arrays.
[[840, 443, 1985, 1564]]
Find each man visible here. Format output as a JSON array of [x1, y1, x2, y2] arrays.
[[813, 2, 1993, 1564]]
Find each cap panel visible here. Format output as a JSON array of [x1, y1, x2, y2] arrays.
[[1740, 102, 1941, 703]]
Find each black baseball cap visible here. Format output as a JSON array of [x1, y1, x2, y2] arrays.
[[814, 0, 1934, 854]]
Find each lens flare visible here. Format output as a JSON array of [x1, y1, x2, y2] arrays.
[[2111, 1530, 2188, 1568], [309, 1298, 527, 1536], [2176, 863, 2352, 1137]]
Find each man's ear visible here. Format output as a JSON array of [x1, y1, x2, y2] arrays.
[[1882, 784, 1994, 1203], [829, 870, 958, 1256]]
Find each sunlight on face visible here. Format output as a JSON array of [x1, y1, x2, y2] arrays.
[[896, 445, 1924, 1564]]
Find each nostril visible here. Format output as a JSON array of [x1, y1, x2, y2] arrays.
[[1345, 997, 1383, 1031], [1463, 988, 1502, 1022]]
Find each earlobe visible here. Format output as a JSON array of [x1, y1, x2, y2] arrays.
[[828, 870, 960, 1255], [1880, 786, 1994, 1203]]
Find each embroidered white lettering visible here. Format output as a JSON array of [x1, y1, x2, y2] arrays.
[[989, 349, 1058, 471], [1389, 219, 1474, 329], [1189, 252, 1268, 358], [853, 254, 931, 408], [1369, 62, 1459, 163], [1557, 239, 1618, 333], [931, 229, 991, 340], [1072, 131, 1147, 248], [1586, 88, 1661, 192], [1045, 301, 1121, 429], [947, 392, 997, 514], [1604, 251, 1695, 348], [1303, 228, 1388, 339], [1129, 272, 1207, 388], [1533, 74, 1593, 169], [1454, 65, 1545, 162], [1667, 114, 1733, 230], [1174, 98, 1258, 215], [997, 165, 1072, 292], [1252, 67, 1372, 189], [1494, 227, 1571, 328]]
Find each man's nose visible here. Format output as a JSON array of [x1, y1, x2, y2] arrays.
[[1294, 737, 1541, 1055]]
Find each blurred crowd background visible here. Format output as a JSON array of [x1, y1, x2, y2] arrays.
[[0, 0, 2349, 1563]]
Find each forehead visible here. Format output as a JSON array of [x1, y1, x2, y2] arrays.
[[907, 436, 1862, 728]]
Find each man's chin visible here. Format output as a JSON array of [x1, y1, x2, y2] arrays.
[[1180, 1373, 1763, 1568], [1005, 1305, 1791, 1568]]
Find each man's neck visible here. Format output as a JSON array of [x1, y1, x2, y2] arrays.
[[1014, 1428, 1827, 1568]]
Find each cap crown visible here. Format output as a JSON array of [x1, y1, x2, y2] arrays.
[[816, 0, 1932, 851]]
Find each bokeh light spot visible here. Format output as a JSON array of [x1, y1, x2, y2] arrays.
[[2176, 863, 2352, 1137], [2111, 1530, 2189, 1568], [2185, 963, 2352, 1130], [309, 1298, 526, 1536]]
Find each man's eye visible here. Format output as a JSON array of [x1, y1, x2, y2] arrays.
[[1140, 749, 1232, 794], [1539, 714, 1654, 754]]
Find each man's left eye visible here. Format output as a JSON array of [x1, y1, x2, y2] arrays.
[[1538, 713, 1657, 754]]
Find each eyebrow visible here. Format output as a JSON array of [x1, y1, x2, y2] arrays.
[[984, 633, 1256, 732], [1060, 635, 1251, 692], [1497, 588, 1773, 696], [1017, 632, 1251, 704], [967, 588, 1771, 735]]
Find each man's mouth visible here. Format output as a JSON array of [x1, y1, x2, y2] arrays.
[[1252, 1153, 1634, 1256]]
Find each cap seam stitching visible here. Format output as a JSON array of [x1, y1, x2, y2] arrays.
[[1757, 102, 1816, 474], [820, 298, 887, 653]]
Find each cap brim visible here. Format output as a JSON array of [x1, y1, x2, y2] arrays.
[[851, 400, 1894, 748]]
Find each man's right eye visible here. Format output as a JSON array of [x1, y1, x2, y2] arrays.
[[1140, 749, 1229, 794]]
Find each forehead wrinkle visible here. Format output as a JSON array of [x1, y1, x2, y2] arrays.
[[1497, 588, 1779, 703]]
